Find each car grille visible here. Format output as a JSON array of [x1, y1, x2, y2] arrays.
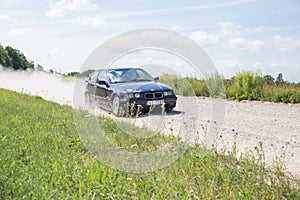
[[145, 92, 163, 99]]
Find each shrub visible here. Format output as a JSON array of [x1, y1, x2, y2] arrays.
[[232, 71, 265, 101], [185, 77, 208, 96], [205, 73, 226, 98], [159, 74, 194, 96]]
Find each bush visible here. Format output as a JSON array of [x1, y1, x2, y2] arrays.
[[185, 77, 208, 96], [263, 85, 300, 103], [205, 73, 226, 98], [159, 74, 194, 96], [159, 74, 225, 98], [232, 71, 265, 101]]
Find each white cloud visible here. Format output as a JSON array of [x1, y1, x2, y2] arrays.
[[46, 0, 97, 18], [4, 27, 34, 37], [0, 14, 17, 22], [106, 0, 255, 20], [228, 37, 264, 51], [214, 59, 244, 78], [273, 35, 300, 51], [6, 29, 24, 37], [190, 31, 219, 47], [46, 48, 65, 59], [253, 25, 278, 33], [217, 22, 242, 36], [215, 59, 244, 69], [269, 62, 299, 70], [253, 62, 264, 68], [0, 14, 11, 21], [74, 16, 105, 27], [217, 21, 278, 37]]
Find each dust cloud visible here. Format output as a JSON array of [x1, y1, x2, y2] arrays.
[[0, 66, 77, 105]]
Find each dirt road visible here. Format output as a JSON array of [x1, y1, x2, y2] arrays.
[[214, 99, 300, 176]]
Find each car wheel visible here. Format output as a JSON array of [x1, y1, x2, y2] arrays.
[[112, 95, 122, 116]]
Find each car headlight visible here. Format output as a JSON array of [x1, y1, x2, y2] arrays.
[[123, 93, 141, 99], [164, 91, 174, 96]]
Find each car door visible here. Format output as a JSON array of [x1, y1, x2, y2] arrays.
[[95, 70, 110, 108], [86, 70, 99, 102]]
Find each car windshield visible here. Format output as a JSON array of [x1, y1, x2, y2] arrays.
[[108, 68, 154, 83]]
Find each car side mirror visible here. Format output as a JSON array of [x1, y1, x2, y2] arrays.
[[98, 80, 110, 87], [154, 77, 159, 81]]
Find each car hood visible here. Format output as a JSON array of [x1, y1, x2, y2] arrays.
[[112, 81, 173, 93]]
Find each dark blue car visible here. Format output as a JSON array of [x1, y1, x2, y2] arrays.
[[85, 67, 177, 116]]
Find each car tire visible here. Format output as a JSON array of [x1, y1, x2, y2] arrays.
[[112, 95, 122, 116]]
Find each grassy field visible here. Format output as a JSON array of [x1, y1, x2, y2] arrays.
[[0, 88, 299, 199]]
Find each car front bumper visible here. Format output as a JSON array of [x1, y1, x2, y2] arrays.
[[120, 96, 177, 112]]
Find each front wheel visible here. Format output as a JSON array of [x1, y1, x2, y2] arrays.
[[112, 95, 122, 116]]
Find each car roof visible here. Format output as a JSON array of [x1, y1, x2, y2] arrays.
[[108, 65, 140, 69], [93, 67, 143, 73], [95, 66, 141, 71], [108, 67, 142, 70]]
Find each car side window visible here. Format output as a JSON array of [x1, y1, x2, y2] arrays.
[[90, 71, 99, 83], [97, 70, 106, 81]]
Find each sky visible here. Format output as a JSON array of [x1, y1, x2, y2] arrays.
[[0, 0, 300, 82]]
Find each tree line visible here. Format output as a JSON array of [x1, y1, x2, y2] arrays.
[[0, 44, 34, 70]]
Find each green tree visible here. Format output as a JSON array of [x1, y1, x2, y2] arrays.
[[275, 73, 284, 85], [0, 44, 12, 67], [5, 46, 34, 70], [264, 75, 274, 85], [66, 71, 79, 77]]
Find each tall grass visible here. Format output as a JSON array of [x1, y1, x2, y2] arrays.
[[263, 85, 300, 103], [227, 71, 265, 101], [159, 72, 300, 103], [0, 88, 299, 199], [159, 74, 197, 96]]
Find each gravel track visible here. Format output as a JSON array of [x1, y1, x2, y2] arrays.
[[214, 99, 300, 176]]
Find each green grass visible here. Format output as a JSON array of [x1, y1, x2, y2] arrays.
[[0, 88, 299, 199], [159, 72, 300, 103]]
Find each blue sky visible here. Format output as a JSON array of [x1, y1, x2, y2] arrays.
[[0, 0, 300, 82]]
